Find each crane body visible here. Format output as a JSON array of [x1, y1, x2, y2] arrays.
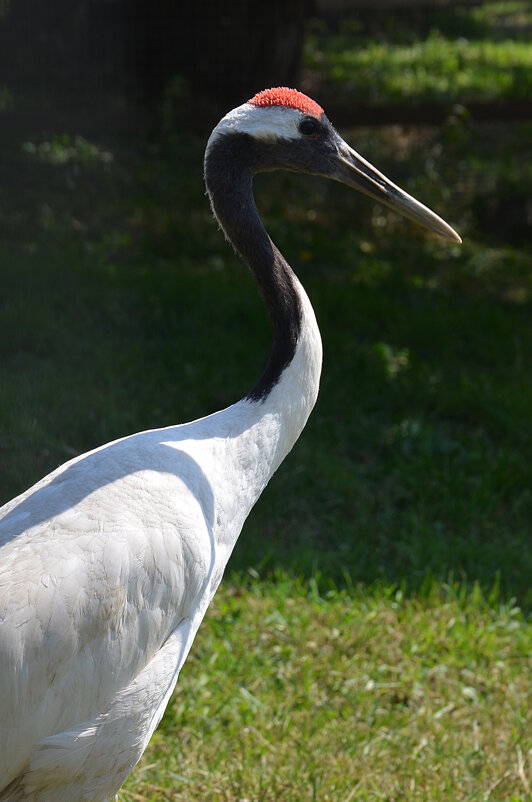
[[0, 87, 459, 800]]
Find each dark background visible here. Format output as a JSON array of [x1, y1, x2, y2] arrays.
[[3, 0, 525, 135]]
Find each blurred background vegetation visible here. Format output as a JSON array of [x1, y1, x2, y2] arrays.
[[1, 2, 531, 798], [1, 0, 530, 602]]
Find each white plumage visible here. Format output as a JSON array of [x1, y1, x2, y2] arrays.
[[0, 88, 459, 800]]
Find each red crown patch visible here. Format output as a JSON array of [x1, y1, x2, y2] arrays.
[[248, 87, 324, 119]]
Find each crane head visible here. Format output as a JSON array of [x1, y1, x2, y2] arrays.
[[207, 87, 461, 244]]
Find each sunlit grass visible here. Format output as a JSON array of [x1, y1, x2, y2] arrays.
[[121, 577, 531, 801], [305, 1, 532, 106], [307, 34, 532, 104]]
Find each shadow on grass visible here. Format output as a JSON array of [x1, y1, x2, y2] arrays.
[[1, 119, 531, 609]]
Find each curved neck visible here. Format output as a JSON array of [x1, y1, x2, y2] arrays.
[[202, 131, 323, 547], [205, 132, 319, 403]]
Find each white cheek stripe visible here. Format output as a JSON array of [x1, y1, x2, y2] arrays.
[[206, 104, 302, 155]]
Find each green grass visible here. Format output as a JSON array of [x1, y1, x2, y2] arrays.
[[305, 1, 532, 106], [1, 112, 531, 798], [120, 578, 531, 801]]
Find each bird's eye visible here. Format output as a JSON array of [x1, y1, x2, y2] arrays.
[[299, 118, 318, 137]]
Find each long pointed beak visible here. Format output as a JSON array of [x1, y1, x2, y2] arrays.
[[332, 138, 461, 243]]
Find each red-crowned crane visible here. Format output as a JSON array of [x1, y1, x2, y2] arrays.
[[0, 88, 460, 801]]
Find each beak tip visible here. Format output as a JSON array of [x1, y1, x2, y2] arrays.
[[448, 229, 462, 245], [436, 220, 461, 244]]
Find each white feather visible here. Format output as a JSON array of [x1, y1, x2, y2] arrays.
[[206, 103, 304, 155]]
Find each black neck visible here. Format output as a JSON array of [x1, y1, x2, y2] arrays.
[[204, 133, 302, 402]]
